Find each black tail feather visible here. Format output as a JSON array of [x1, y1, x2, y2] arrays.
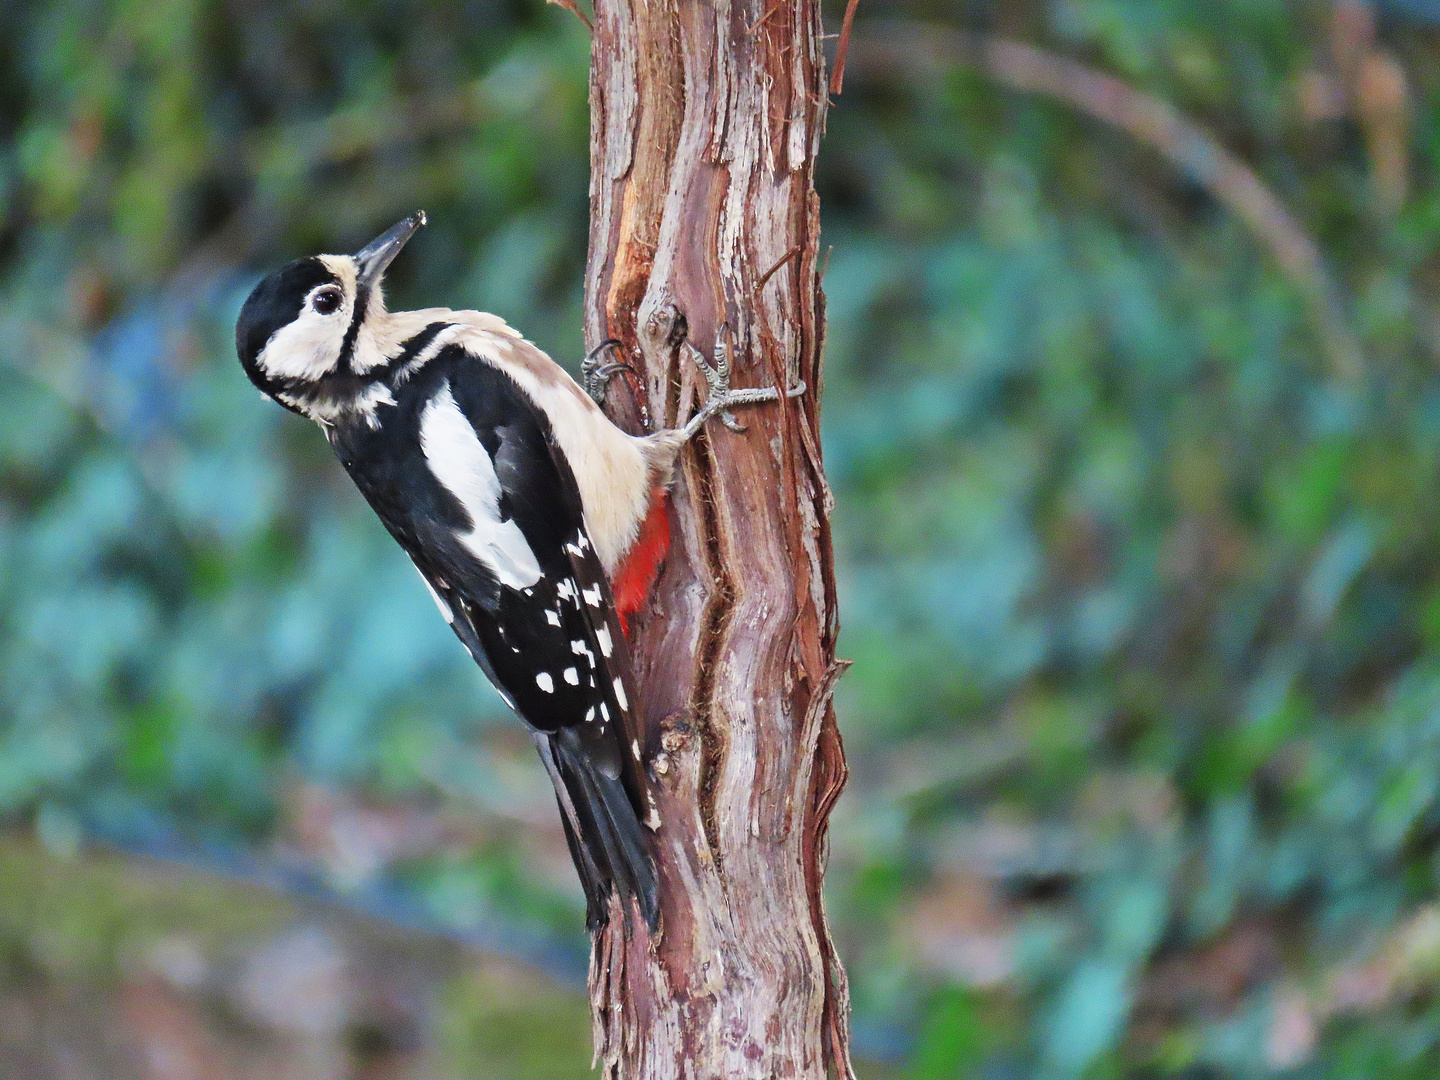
[[534, 728, 659, 930]]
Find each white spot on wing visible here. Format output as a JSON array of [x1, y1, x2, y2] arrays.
[[582, 584, 603, 608], [613, 678, 629, 710], [563, 667, 579, 685], [419, 382, 542, 590], [596, 625, 613, 657], [545, 609, 561, 627], [535, 672, 554, 693]]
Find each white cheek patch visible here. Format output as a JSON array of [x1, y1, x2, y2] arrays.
[[419, 382, 543, 591], [258, 258, 360, 383], [255, 302, 348, 380]]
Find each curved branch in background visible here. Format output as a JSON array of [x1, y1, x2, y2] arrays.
[[848, 22, 1365, 384]]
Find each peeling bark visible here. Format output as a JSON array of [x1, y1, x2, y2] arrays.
[[582, 2, 852, 1077]]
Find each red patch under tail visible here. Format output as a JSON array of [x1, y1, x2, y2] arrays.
[[610, 487, 671, 638]]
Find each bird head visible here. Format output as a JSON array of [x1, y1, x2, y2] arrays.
[[235, 212, 425, 421]]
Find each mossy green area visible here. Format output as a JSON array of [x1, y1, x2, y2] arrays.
[[0, 833, 597, 1078], [435, 963, 597, 1079], [0, 834, 293, 982]]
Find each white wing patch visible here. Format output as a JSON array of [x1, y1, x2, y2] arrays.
[[420, 381, 543, 591]]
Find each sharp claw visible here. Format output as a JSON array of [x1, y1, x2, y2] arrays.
[[581, 339, 618, 374], [582, 340, 628, 403], [593, 361, 634, 382]]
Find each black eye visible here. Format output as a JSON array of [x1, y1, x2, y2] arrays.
[[311, 288, 342, 315]]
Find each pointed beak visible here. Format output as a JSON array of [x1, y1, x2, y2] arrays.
[[354, 211, 426, 290]]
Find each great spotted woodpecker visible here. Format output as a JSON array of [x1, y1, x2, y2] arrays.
[[234, 213, 800, 928]]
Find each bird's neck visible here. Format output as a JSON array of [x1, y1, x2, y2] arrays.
[[302, 309, 460, 428]]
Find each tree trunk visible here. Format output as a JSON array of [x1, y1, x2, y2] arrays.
[[581, 1, 853, 1077]]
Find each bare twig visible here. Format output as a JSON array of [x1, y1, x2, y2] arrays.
[[748, 0, 785, 35], [828, 0, 861, 96], [846, 22, 1364, 382], [547, 0, 593, 32], [757, 245, 801, 289]]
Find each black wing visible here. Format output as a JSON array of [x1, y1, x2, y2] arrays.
[[370, 345, 656, 927]]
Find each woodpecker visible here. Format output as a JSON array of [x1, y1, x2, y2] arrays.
[[234, 213, 800, 929]]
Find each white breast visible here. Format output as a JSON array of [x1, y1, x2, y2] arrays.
[[419, 381, 544, 590]]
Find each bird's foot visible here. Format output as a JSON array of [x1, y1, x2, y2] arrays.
[[581, 340, 634, 405], [680, 326, 805, 440]]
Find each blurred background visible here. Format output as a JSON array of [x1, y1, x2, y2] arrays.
[[3, 0, 1440, 1076]]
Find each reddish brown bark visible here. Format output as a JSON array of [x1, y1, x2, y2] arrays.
[[581, 1, 852, 1077]]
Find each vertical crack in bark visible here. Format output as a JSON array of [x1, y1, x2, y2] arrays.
[[688, 431, 734, 870]]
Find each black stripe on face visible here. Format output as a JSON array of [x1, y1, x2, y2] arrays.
[[337, 281, 372, 373]]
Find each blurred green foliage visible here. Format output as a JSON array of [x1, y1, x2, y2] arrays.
[[0, 0, 595, 944], [6, 0, 1440, 1076]]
